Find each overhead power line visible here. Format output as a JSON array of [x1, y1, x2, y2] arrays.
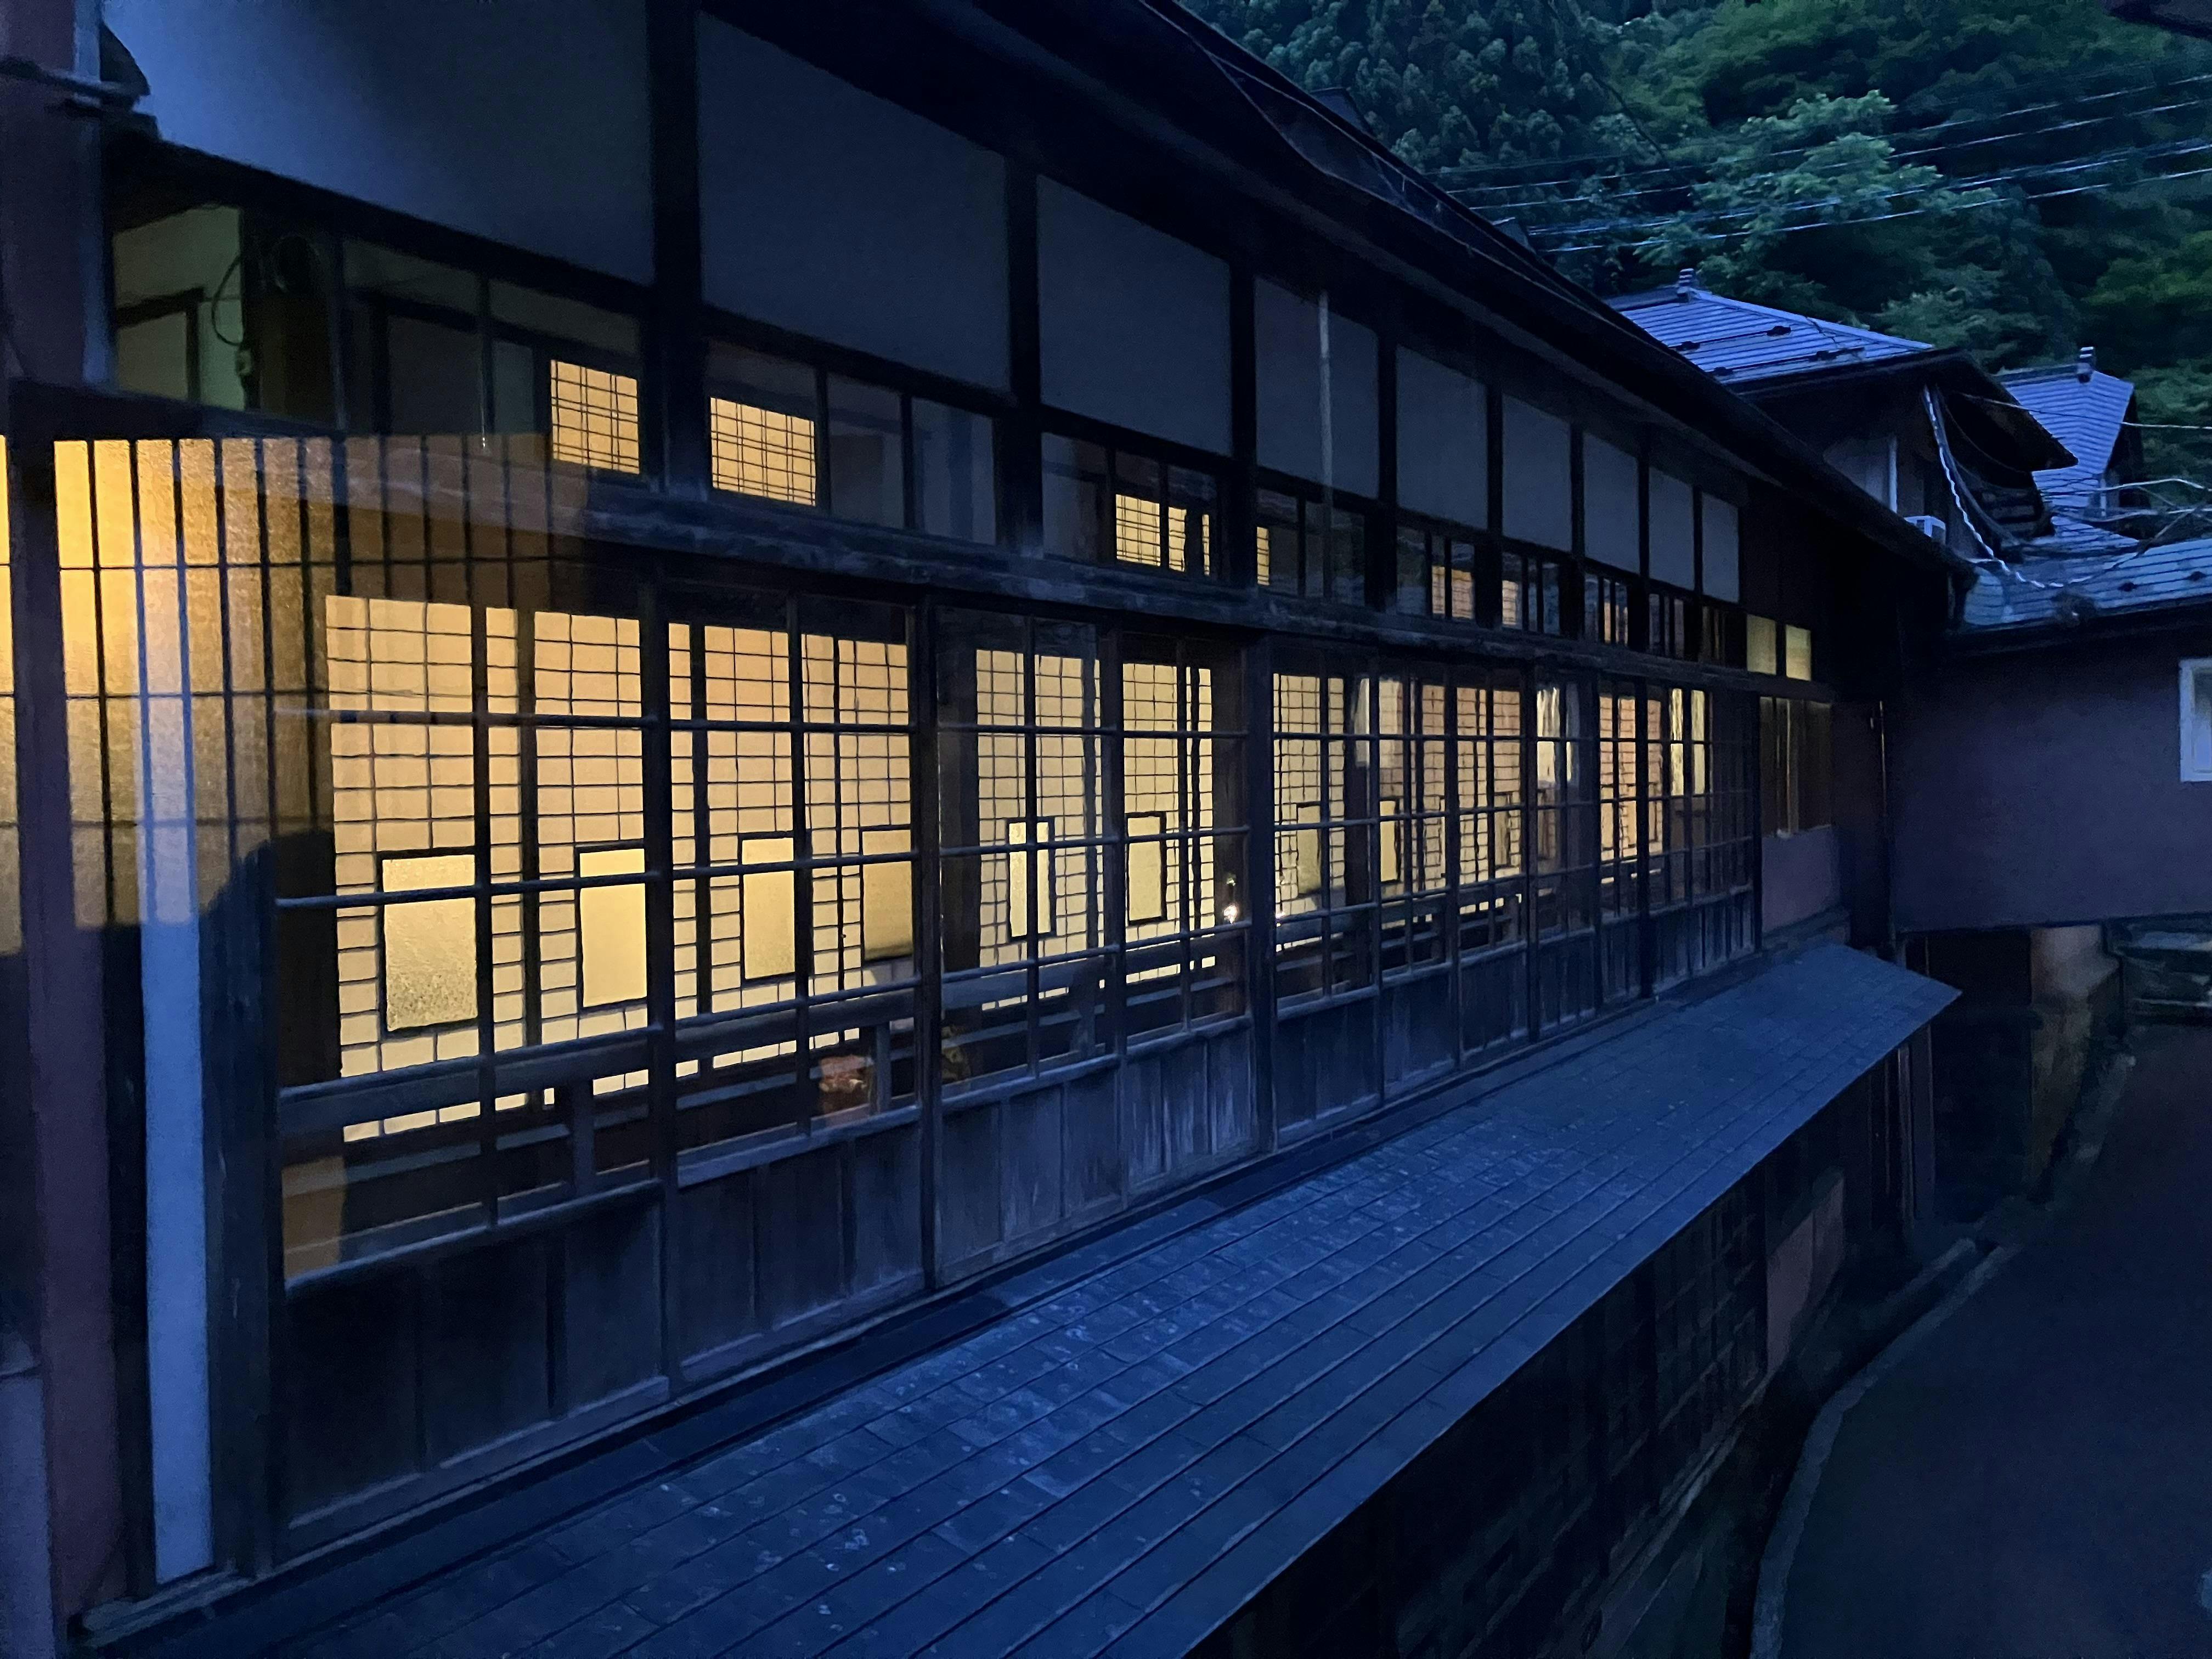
[[1543, 156, 2212, 251], [1453, 87, 2212, 214], [1429, 61, 2212, 183], [1524, 134, 2212, 242]]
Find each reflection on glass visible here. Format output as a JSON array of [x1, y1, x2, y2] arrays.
[[914, 399, 995, 545], [828, 376, 904, 528]]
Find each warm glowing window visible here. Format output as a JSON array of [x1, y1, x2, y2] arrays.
[[1503, 550, 1565, 634], [1292, 802, 1324, 898], [1006, 819, 1056, 940], [550, 360, 641, 473], [1784, 625, 1814, 682], [1586, 573, 1632, 646], [740, 837, 798, 981], [1116, 492, 1165, 567], [712, 343, 996, 544], [861, 828, 914, 960], [1396, 522, 1480, 623], [380, 853, 478, 1031], [578, 846, 647, 1008], [1126, 812, 1167, 924], [710, 397, 818, 504], [1747, 614, 1779, 675], [1043, 434, 1218, 578]]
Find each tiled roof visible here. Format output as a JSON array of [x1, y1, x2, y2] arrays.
[[275, 944, 1954, 1659], [1997, 363, 2136, 514], [1961, 533, 2212, 630], [1609, 284, 1936, 385]]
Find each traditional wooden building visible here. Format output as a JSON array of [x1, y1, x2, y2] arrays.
[[1617, 280, 2207, 1221], [1, 4, 1961, 1657]]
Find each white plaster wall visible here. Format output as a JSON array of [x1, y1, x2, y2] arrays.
[[1702, 495, 1741, 601], [109, 0, 653, 283], [1395, 348, 1486, 528], [1254, 281, 1379, 498], [1649, 469, 1696, 589], [1500, 397, 1571, 551], [699, 21, 1008, 391], [1038, 180, 1230, 454], [1583, 435, 1640, 571]]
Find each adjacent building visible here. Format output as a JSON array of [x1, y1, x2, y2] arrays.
[[3, 5, 1966, 1658], [1619, 278, 2211, 1219]]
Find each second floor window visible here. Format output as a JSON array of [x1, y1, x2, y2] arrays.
[[1259, 486, 1367, 605], [707, 342, 997, 545], [1396, 521, 1481, 622], [1041, 435, 1220, 578], [1585, 572, 1632, 647], [110, 202, 645, 472], [1648, 590, 1692, 659], [1502, 550, 1565, 635]]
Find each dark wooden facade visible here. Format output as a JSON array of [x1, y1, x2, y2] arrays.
[[0, 1, 1960, 1648]]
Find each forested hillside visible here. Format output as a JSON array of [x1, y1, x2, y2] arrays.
[[1180, 0, 2212, 475]]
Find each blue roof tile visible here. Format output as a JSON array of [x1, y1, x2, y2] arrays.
[[1962, 533, 2212, 630], [1999, 362, 2137, 513], [296, 944, 1952, 1659], [1609, 283, 1934, 385]]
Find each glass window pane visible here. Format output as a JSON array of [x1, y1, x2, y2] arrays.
[[1257, 489, 1301, 593], [382, 312, 483, 437], [709, 346, 820, 506], [489, 281, 640, 357], [550, 360, 641, 473], [914, 398, 996, 544], [380, 853, 478, 1032], [1042, 434, 1107, 563], [1747, 614, 1779, 675], [1785, 625, 1814, 682], [578, 846, 647, 1007], [1166, 467, 1216, 578], [829, 377, 906, 529]]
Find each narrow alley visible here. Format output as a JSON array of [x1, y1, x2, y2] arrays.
[[1785, 1026, 2212, 1659]]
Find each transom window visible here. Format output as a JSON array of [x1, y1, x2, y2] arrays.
[[1647, 589, 1692, 659], [1396, 520, 1483, 623], [1041, 433, 1221, 579], [1586, 572, 1633, 647], [109, 200, 645, 470], [1503, 550, 1566, 635], [706, 342, 997, 545], [1258, 485, 1368, 605]]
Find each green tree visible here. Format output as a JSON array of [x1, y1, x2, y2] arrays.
[[1177, 0, 1622, 169], [1622, 92, 2070, 359], [2131, 359, 2212, 482], [2080, 230, 2212, 369], [1181, 0, 2212, 436]]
